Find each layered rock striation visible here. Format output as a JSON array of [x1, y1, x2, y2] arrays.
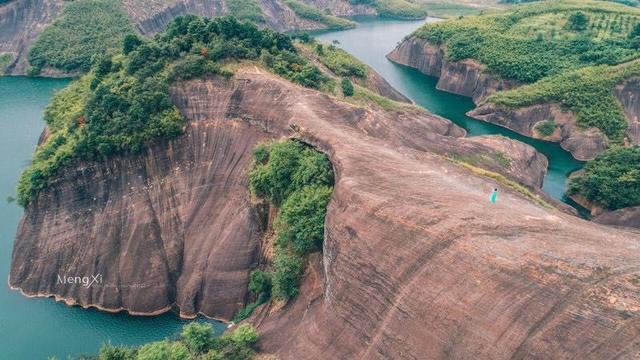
[[10, 69, 640, 360]]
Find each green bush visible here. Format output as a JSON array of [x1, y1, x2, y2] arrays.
[[19, 16, 332, 206], [568, 146, 640, 210], [566, 11, 589, 31], [272, 252, 303, 300], [276, 186, 333, 254], [28, 0, 134, 74], [247, 140, 333, 302], [535, 120, 557, 137], [314, 44, 368, 78], [342, 77, 354, 96], [182, 322, 215, 354], [91, 323, 259, 360], [248, 270, 272, 296], [374, 0, 427, 19]]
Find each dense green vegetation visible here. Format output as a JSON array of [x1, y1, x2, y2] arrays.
[[414, 0, 640, 141], [28, 0, 134, 74], [18, 16, 333, 206], [86, 322, 258, 360], [534, 120, 557, 137], [245, 140, 333, 310], [489, 60, 640, 142], [568, 146, 640, 210], [227, 0, 265, 23], [313, 43, 368, 78], [284, 0, 356, 29]]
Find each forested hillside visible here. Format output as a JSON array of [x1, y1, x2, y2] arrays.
[[411, 0, 640, 210]]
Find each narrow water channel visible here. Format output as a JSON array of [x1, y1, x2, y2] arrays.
[[314, 17, 586, 211]]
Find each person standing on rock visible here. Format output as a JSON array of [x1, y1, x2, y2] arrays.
[[490, 188, 498, 203]]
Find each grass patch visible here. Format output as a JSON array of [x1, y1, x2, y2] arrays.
[[312, 43, 368, 78], [374, 0, 427, 19], [28, 0, 134, 74], [420, 1, 485, 18], [285, 0, 356, 29], [534, 120, 558, 137], [227, 0, 265, 23], [19, 16, 333, 206], [449, 156, 553, 209]]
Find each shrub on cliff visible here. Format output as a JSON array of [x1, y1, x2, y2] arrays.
[[18, 15, 332, 206], [93, 323, 259, 360], [568, 146, 640, 210], [246, 140, 334, 303]]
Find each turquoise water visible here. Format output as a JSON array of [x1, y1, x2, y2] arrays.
[[0, 76, 224, 360], [315, 17, 586, 210]]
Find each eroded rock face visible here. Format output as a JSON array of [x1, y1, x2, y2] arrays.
[[10, 70, 549, 320], [11, 71, 639, 359], [0, 0, 64, 75], [594, 206, 640, 229], [469, 103, 607, 161], [123, 0, 227, 35], [615, 76, 640, 145], [386, 37, 516, 104]]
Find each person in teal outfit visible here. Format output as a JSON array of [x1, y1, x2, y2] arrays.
[[490, 188, 498, 203]]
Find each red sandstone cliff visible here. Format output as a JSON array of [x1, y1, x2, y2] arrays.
[[9, 69, 640, 359]]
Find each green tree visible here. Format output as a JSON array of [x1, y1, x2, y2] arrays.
[[135, 341, 189, 360], [248, 269, 272, 296], [568, 146, 640, 210], [567, 11, 589, 31], [123, 34, 143, 55], [181, 322, 215, 354], [272, 252, 303, 300], [341, 77, 354, 96]]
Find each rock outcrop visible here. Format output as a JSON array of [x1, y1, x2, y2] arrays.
[[386, 37, 516, 104], [10, 70, 640, 359], [0, 0, 64, 75], [10, 68, 552, 320], [594, 206, 640, 229], [615, 76, 640, 145], [468, 103, 607, 161]]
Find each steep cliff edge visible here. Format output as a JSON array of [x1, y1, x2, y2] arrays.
[[10, 69, 551, 320], [10, 69, 640, 359], [386, 36, 613, 161]]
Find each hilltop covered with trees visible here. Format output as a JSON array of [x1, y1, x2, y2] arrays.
[[17, 15, 335, 206], [412, 0, 640, 210]]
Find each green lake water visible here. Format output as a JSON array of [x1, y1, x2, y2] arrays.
[[0, 76, 224, 360], [315, 17, 586, 210]]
